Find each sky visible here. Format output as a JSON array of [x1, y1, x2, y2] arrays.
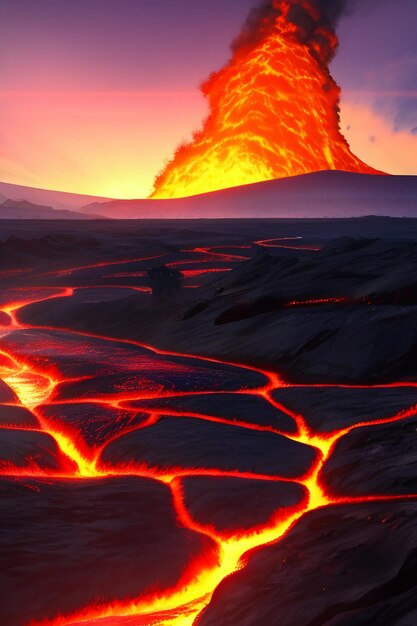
[[0, 0, 416, 199]]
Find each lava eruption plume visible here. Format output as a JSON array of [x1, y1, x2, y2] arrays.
[[151, 0, 379, 199]]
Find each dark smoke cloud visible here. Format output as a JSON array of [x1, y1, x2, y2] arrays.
[[315, 0, 356, 25], [232, 0, 357, 62]]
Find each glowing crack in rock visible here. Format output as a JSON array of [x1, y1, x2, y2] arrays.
[[1, 240, 416, 626]]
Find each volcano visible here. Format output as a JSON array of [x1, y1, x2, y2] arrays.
[[151, 0, 380, 199], [82, 171, 417, 219]]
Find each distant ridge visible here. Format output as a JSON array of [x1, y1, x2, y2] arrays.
[[81, 171, 417, 219], [1, 199, 54, 211], [1, 171, 416, 220], [0, 198, 104, 220], [0, 182, 112, 211]]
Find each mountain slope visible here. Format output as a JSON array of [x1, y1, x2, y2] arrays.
[[82, 171, 417, 219], [0, 198, 104, 220], [0, 182, 112, 211]]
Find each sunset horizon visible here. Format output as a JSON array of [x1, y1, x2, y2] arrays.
[[1, 0, 416, 199]]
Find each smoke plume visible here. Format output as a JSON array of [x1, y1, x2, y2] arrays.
[[151, 0, 378, 199], [232, 0, 356, 63]]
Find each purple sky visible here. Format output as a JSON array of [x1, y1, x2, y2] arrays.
[[0, 0, 416, 197]]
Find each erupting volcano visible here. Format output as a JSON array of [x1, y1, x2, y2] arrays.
[[2, 0, 416, 622], [151, 0, 379, 199]]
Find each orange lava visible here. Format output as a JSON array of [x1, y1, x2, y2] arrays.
[[181, 269, 232, 278], [1, 246, 415, 626], [151, 0, 379, 199], [255, 237, 322, 251]]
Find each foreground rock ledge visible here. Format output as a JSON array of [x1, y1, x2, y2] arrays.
[[0, 476, 217, 626], [199, 501, 417, 626]]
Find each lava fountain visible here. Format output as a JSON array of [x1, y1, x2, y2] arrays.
[[151, 0, 380, 199]]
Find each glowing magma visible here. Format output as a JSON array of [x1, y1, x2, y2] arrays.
[[0, 245, 415, 626], [151, 0, 379, 199]]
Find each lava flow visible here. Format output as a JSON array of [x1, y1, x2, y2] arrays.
[[255, 237, 322, 251], [151, 0, 379, 199], [1, 249, 416, 626]]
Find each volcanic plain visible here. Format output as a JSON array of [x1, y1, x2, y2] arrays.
[[1, 217, 417, 626]]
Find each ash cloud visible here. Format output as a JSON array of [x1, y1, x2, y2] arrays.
[[232, 0, 357, 61]]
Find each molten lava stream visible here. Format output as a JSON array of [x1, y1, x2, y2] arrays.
[[167, 245, 251, 272], [255, 237, 322, 251], [181, 247, 251, 262], [1, 262, 416, 626]]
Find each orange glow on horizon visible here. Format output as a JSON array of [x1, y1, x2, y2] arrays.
[[341, 99, 417, 177], [1, 89, 416, 200], [0, 90, 206, 199]]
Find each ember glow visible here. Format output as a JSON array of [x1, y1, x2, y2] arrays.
[[151, 0, 379, 199], [255, 237, 322, 251], [1, 239, 416, 626]]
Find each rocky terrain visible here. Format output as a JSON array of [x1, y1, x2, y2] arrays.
[[1, 217, 417, 626]]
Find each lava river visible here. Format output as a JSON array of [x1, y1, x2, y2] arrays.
[[1, 243, 416, 626]]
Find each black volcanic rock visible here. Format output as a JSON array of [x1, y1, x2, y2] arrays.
[[99, 416, 317, 478], [17, 237, 417, 384], [0, 429, 72, 471], [321, 415, 417, 497], [180, 476, 307, 536], [199, 501, 417, 626], [272, 386, 417, 432], [2, 219, 417, 625], [0, 380, 18, 402], [0, 476, 217, 626], [0, 405, 40, 428], [3, 233, 100, 257], [38, 403, 149, 451], [126, 392, 297, 434], [55, 360, 264, 399]]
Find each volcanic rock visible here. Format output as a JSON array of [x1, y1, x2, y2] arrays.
[[0, 428, 72, 471], [272, 386, 417, 432], [0, 380, 18, 402], [99, 416, 316, 478], [0, 405, 40, 428], [199, 501, 417, 626], [38, 403, 149, 452], [321, 415, 417, 497], [180, 475, 307, 536], [0, 476, 217, 626], [126, 392, 297, 434]]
